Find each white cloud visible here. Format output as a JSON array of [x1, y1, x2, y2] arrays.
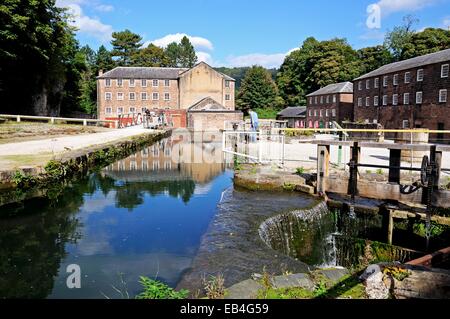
[[56, 0, 113, 43], [95, 4, 114, 12], [444, 17, 450, 28], [376, 0, 438, 16], [224, 48, 297, 69], [144, 33, 214, 51], [196, 51, 214, 65]]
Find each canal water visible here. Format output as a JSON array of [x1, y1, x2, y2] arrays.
[[0, 134, 237, 298]]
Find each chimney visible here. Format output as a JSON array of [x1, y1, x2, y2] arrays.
[[99, 69, 103, 76]]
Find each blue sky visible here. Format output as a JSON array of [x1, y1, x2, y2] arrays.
[[56, 0, 450, 68]]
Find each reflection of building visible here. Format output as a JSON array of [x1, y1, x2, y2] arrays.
[[103, 133, 230, 184], [97, 62, 243, 130]]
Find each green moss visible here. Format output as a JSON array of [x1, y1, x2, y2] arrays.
[[282, 183, 296, 192]]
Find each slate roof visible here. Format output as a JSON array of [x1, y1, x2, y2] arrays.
[[277, 106, 307, 118], [355, 48, 450, 80], [306, 82, 353, 97], [98, 67, 189, 79]]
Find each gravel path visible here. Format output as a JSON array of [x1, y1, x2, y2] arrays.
[[0, 126, 155, 156]]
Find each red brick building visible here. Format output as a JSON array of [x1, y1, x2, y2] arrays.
[[306, 82, 354, 128], [353, 49, 450, 139]]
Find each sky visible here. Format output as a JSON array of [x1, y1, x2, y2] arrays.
[[56, 0, 450, 68]]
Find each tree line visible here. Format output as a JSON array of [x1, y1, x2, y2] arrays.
[[1, 2, 449, 118]]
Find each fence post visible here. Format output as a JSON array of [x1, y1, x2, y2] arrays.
[[17, 115, 20, 123], [317, 144, 330, 194], [83, 119, 87, 126], [258, 131, 262, 163], [348, 142, 360, 199], [388, 149, 401, 184]]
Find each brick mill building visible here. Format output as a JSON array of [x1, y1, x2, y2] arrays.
[[97, 62, 243, 130], [353, 49, 450, 139], [306, 82, 354, 128]]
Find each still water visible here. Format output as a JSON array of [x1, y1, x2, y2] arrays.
[[0, 134, 233, 298]]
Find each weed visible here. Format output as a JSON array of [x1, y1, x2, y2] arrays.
[[12, 171, 37, 188], [296, 167, 305, 175], [202, 274, 226, 299], [135, 276, 189, 299], [376, 169, 383, 175], [283, 183, 296, 192], [383, 267, 410, 281], [365, 170, 372, 174]]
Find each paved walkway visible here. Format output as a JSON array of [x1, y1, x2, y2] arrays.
[[0, 126, 160, 170]]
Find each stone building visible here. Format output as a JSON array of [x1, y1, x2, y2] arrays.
[[306, 82, 354, 128], [97, 62, 243, 130], [353, 48, 450, 140]]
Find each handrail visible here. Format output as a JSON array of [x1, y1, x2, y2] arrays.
[[0, 114, 116, 124], [281, 128, 450, 134]]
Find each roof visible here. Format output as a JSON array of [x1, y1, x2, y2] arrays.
[[98, 67, 189, 79], [179, 61, 235, 81], [306, 82, 353, 97], [355, 48, 450, 80], [277, 106, 307, 118]]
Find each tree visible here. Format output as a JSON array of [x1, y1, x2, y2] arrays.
[[111, 29, 142, 66], [384, 15, 419, 61], [96, 45, 114, 72], [237, 66, 282, 111], [277, 37, 362, 106], [402, 28, 450, 59], [0, 0, 84, 116], [178, 36, 197, 68], [165, 42, 180, 67], [357, 45, 393, 74], [78, 45, 97, 115], [132, 44, 168, 67]]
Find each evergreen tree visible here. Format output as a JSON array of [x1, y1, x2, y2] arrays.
[[111, 29, 142, 66], [132, 44, 168, 67], [96, 45, 114, 72], [179, 36, 197, 68], [165, 42, 181, 67]]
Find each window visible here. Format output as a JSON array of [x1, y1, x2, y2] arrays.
[[315, 97, 318, 104], [225, 94, 230, 101], [105, 107, 112, 114], [417, 69, 424, 82], [332, 109, 336, 117], [141, 79, 147, 87], [129, 107, 136, 113], [152, 92, 159, 100], [320, 96, 323, 103], [374, 78, 379, 88], [129, 79, 135, 87], [105, 79, 111, 87], [117, 107, 124, 114], [383, 76, 388, 87], [383, 95, 388, 106], [314, 110, 318, 117], [416, 91, 423, 104], [309, 110, 312, 117], [403, 93, 410, 105], [141, 107, 147, 113], [402, 120, 410, 129], [393, 94, 398, 105], [165, 93, 171, 101], [357, 97, 362, 107], [105, 92, 112, 101], [358, 81, 362, 90], [319, 109, 323, 117], [225, 80, 231, 88], [117, 92, 124, 101], [129, 92, 136, 101], [374, 96, 379, 106], [326, 96, 330, 103], [405, 72, 411, 84], [440, 89, 448, 103], [333, 95, 336, 103], [117, 79, 123, 87], [165, 79, 170, 87], [366, 80, 370, 89], [141, 92, 148, 100], [325, 109, 329, 117], [366, 97, 370, 107], [442, 64, 449, 78], [393, 74, 399, 86], [152, 79, 159, 87], [309, 97, 313, 105]]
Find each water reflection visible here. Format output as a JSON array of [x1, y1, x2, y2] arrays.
[[0, 133, 233, 298]]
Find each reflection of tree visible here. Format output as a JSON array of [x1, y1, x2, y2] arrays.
[[0, 188, 82, 298]]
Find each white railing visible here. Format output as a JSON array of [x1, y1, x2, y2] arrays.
[[0, 114, 117, 127]]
